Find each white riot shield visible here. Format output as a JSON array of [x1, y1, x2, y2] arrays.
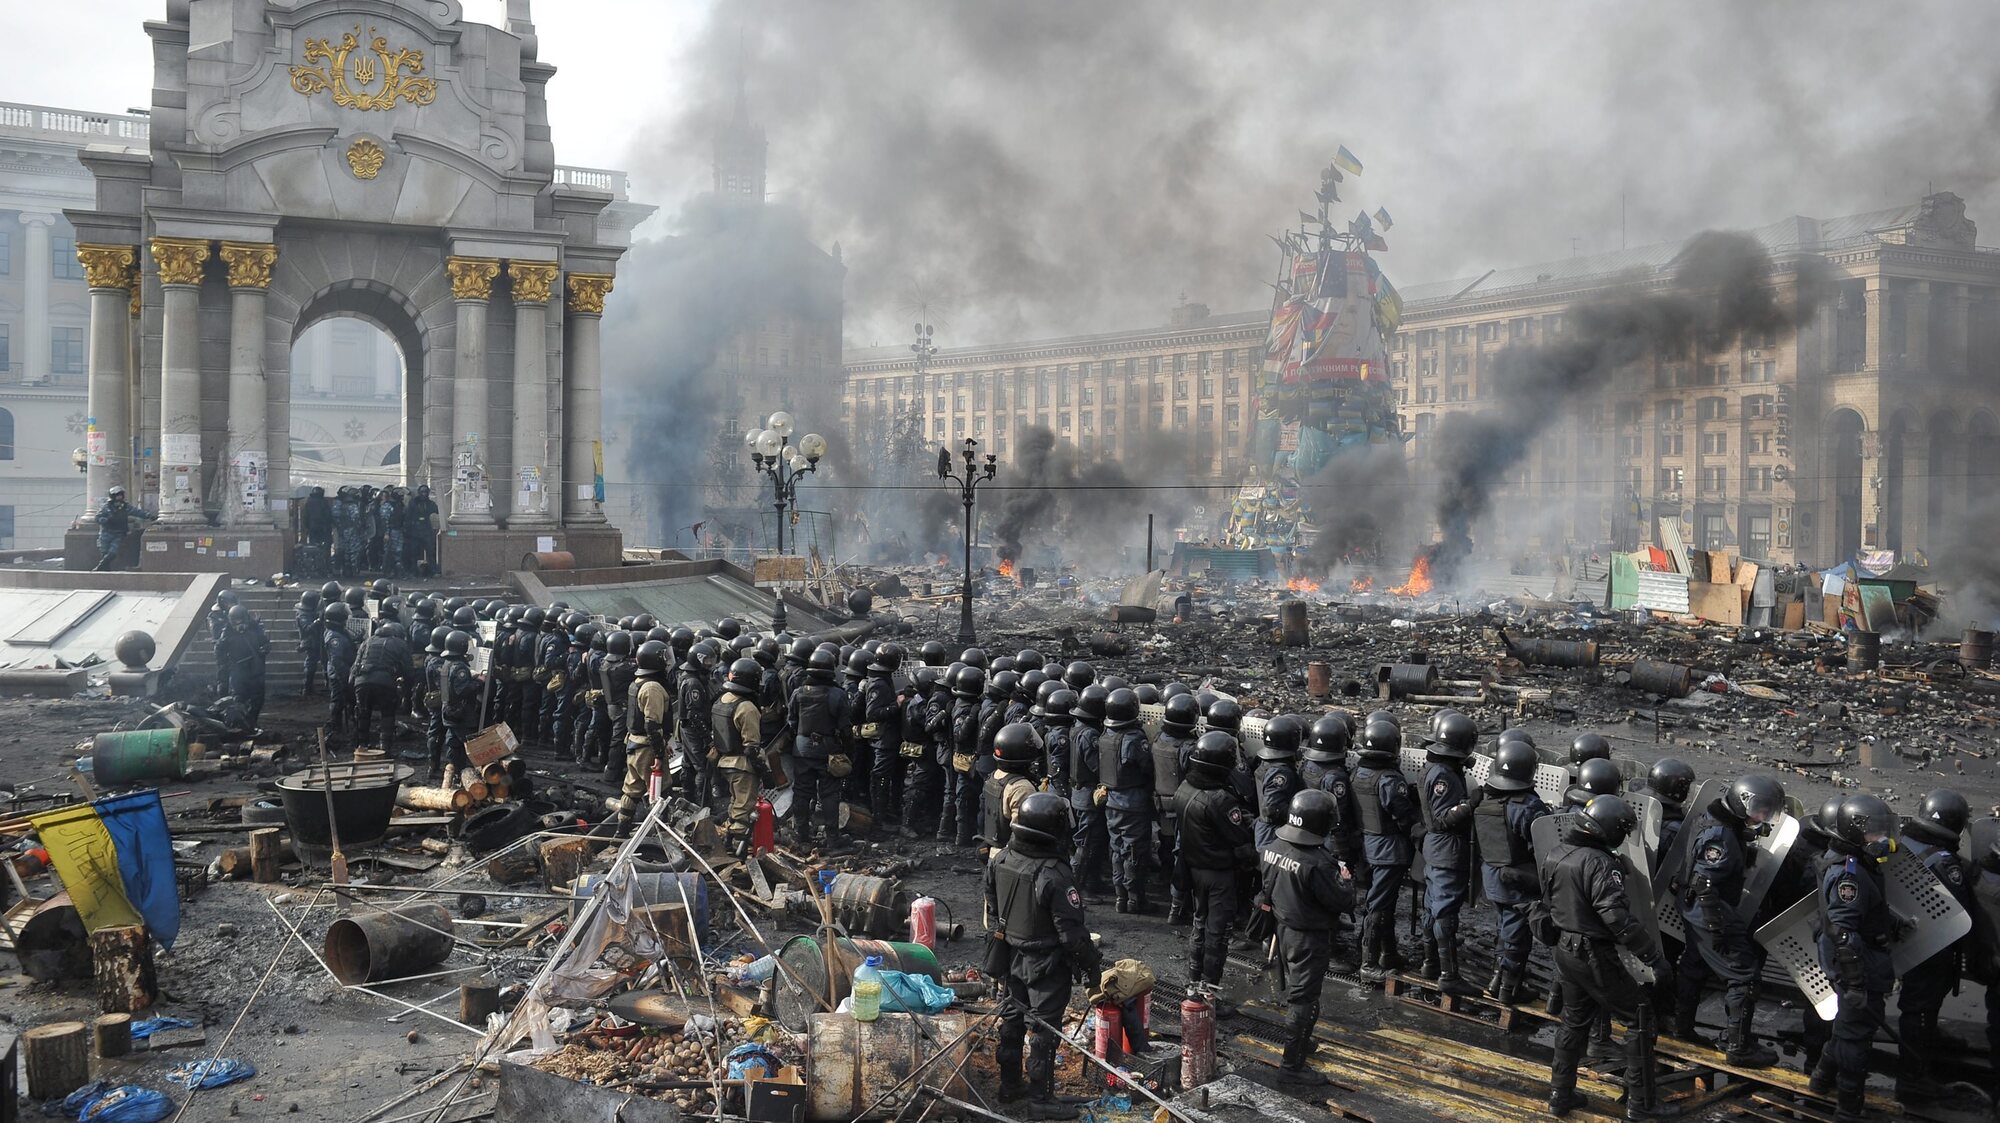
[[1533, 763, 1568, 809], [1399, 744, 1427, 778], [1640, 794, 1666, 858], [1882, 844, 1972, 969], [1468, 753, 1495, 790], [1650, 780, 1798, 943], [1755, 895, 1839, 1020], [1531, 815, 1659, 983], [1651, 779, 1721, 902], [1139, 702, 1165, 740], [1738, 812, 1801, 923]]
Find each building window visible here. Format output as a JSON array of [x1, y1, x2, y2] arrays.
[[954, 417, 965, 436], [1225, 404, 1240, 423], [1173, 354, 1187, 373], [50, 232, 84, 280], [1173, 406, 1188, 428], [1394, 360, 1408, 381], [1200, 377, 1214, 397], [1615, 401, 1641, 426], [0, 229, 10, 275], [0, 406, 11, 459], [1701, 432, 1727, 455], [1197, 405, 1213, 427], [1447, 326, 1468, 345], [974, 417, 985, 435], [1697, 397, 1727, 421], [1225, 377, 1239, 396], [1418, 385, 1439, 403], [1747, 466, 1773, 491], [0, 323, 9, 372], [1446, 383, 1469, 402], [1418, 330, 1438, 347], [1626, 468, 1643, 493], [1150, 407, 1164, 429], [1742, 361, 1775, 384], [1198, 352, 1212, 372], [0, 504, 12, 545], [1174, 381, 1189, 400], [1744, 395, 1774, 418], [1449, 355, 1468, 376], [1148, 357, 1161, 375], [1659, 432, 1683, 456], [1665, 467, 1685, 492], [1696, 362, 1728, 385], [51, 327, 86, 374], [933, 418, 944, 438], [1747, 432, 1771, 454], [1700, 466, 1726, 493], [1080, 413, 1093, 432], [1103, 385, 1117, 405], [1224, 350, 1238, 371], [1102, 411, 1116, 431], [1656, 400, 1683, 422], [1477, 322, 1499, 343], [1617, 435, 1642, 458], [1510, 318, 1532, 340], [1080, 385, 1094, 405]]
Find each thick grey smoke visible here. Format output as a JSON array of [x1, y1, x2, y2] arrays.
[[992, 425, 1203, 569], [624, 2, 2000, 345], [1932, 494, 2000, 631], [1423, 232, 1834, 582]]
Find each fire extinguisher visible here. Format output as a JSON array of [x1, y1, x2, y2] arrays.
[[648, 756, 663, 803], [909, 896, 938, 950], [751, 797, 776, 856]]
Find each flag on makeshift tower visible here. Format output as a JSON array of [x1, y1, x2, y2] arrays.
[[1333, 145, 1364, 176], [1373, 206, 1394, 231], [30, 790, 182, 947]]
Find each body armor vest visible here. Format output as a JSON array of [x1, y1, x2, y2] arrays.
[[1474, 793, 1533, 867], [711, 693, 749, 759], [994, 849, 1058, 946], [1353, 767, 1394, 836], [1152, 736, 1184, 799], [794, 685, 836, 737]]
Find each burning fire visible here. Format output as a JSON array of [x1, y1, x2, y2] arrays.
[[998, 559, 1016, 579], [1388, 554, 1434, 596], [1350, 575, 1375, 594], [1286, 576, 1322, 594]]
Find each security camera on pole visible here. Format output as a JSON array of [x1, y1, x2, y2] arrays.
[[743, 411, 826, 634]]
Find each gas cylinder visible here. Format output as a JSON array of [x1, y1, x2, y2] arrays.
[[1180, 994, 1215, 1089], [909, 897, 938, 950], [1093, 1001, 1123, 1087], [751, 798, 776, 857], [648, 757, 663, 803]]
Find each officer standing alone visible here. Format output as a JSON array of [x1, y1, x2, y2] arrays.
[[1255, 790, 1353, 1082]]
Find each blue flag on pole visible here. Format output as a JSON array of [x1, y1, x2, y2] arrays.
[[96, 790, 182, 948]]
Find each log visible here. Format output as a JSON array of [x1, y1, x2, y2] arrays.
[[486, 781, 511, 803], [460, 778, 489, 803], [481, 763, 510, 786], [397, 785, 473, 813], [460, 979, 501, 1026], [91, 924, 157, 1013], [95, 1013, 132, 1058], [249, 827, 284, 883], [23, 1020, 89, 1100], [539, 836, 595, 893], [218, 845, 256, 879], [420, 837, 453, 856]]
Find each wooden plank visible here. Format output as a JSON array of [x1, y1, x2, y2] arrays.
[[1688, 580, 1745, 625], [1234, 1035, 1620, 1123]]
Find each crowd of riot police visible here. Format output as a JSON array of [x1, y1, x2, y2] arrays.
[[294, 483, 439, 579]]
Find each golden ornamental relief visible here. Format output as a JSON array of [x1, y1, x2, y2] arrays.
[[566, 273, 615, 315], [150, 237, 211, 287], [76, 244, 138, 290], [219, 242, 279, 289], [290, 26, 439, 112], [346, 138, 387, 179], [508, 261, 559, 305], [446, 256, 501, 301]]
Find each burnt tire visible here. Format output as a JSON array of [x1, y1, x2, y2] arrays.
[[461, 802, 539, 855], [241, 798, 288, 826]]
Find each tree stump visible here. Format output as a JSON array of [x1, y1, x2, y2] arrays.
[[539, 836, 595, 893], [249, 827, 284, 883], [23, 1020, 89, 1100], [94, 1013, 133, 1058], [460, 978, 500, 1026], [217, 845, 256, 879], [91, 924, 157, 1013]]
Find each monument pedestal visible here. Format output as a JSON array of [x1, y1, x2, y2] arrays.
[[65, 524, 287, 577], [436, 524, 622, 575]]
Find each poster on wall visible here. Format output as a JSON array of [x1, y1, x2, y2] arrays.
[[231, 451, 268, 513], [87, 426, 108, 465], [454, 449, 490, 513], [516, 466, 542, 514], [161, 433, 201, 467]]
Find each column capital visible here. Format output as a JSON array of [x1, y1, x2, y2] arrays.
[[507, 260, 559, 304], [566, 272, 614, 315], [76, 243, 138, 290], [446, 255, 501, 301], [150, 237, 211, 287], [219, 241, 278, 289], [19, 211, 57, 229]]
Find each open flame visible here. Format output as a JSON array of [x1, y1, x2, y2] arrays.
[[998, 559, 1016, 579], [1286, 576, 1322, 594], [1388, 554, 1434, 596], [1350, 575, 1375, 594]]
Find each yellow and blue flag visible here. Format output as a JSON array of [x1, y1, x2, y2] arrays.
[[1333, 145, 1364, 176], [31, 790, 182, 947]]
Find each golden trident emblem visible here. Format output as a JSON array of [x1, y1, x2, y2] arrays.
[[290, 26, 439, 112]]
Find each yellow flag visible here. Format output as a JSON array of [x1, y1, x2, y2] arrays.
[[31, 802, 143, 932]]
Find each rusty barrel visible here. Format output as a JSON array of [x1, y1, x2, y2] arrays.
[[1846, 631, 1881, 673], [1961, 629, 1994, 671], [1279, 600, 1310, 647], [519, 551, 575, 572], [807, 1011, 972, 1120], [324, 904, 455, 984], [1506, 636, 1600, 669], [828, 873, 908, 938], [1305, 661, 1331, 699], [1375, 662, 1437, 699], [1626, 660, 1692, 699]]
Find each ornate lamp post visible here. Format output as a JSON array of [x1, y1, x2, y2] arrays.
[[743, 411, 826, 633], [937, 437, 998, 646]]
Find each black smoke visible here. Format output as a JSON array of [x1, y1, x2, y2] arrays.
[[1423, 231, 1833, 583], [992, 424, 1203, 569]]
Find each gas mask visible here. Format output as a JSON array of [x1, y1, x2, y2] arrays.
[[1863, 835, 1898, 864]]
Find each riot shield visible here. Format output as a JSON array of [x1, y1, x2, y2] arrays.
[[1882, 844, 1972, 969], [1650, 779, 1798, 943], [1238, 714, 1269, 758], [1399, 744, 1427, 778], [1531, 813, 1660, 983], [1640, 794, 1666, 858], [1755, 895, 1838, 1020], [1533, 763, 1568, 809], [1467, 753, 1495, 790], [1651, 778, 1720, 903], [1139, 701, 1164, 740]]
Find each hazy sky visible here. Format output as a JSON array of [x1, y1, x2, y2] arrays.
[[10, 1, 1997, 347]]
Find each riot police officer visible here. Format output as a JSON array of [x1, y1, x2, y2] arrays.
[[1420, 711, 1479, 995], [602, 630, 637, 784], [1815, 794, 1900, 1123], [1543, 795, 1667, 1119], [1300, 713, 1364, 915], [787, 646, 853, 852], [1674, 773, 1786, 1067], [1355, 718, 1419, 978], [675, 639, 718, 803], [353, 620, 413, 753], [296, 591, 325, 696], [1039, 689, 1075, 800], [533, 610, 567, 749], [1647, 758, 1696, 868], [1175, 733, 1257, 1002], [864, 644, 906, 827], [431, 631, 481, 786], [899, 667, 942, 841], [982, 723, 1042, 853], [1895, 788, 1970, 1099], [986, 792, 1101, 1120], [1254, 715, 1307, 852], [323, 602, 358, 735], [1477, 737, 1552, 1004], [949, 666, 989, 848], [1068, 685, 1112, 895], [92, 486, 154, 571], [928, 664, 967, 842], [218, 604, 272, 726], [1255, 790, 1354, 1082], [1566, 758, 1624, 809], [1100, 688, 1154, 914], [1967, 833, 2000, 1103], [1569, 732, 1611, 785], [1155, 692, 1202, 925], [712, 658, 766, 843], [616, 639, 672, 830]]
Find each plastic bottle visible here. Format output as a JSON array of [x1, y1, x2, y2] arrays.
[[851, 955, 885, 1022]]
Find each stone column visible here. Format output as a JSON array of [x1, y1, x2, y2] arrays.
[[76, 245, 137, 515], [219, 242, 277, 526], [507, 260, 559, 524], [1902, 431, 1931, 554], [562, 273, 613, 525], [445, 256, 500, 527], [151, 237, 210, 525], [1949, 286, 1974, 376], [20, 214, 55, 382], [1905, 281, 1931, 374], [1863, 277, 1885, 372]]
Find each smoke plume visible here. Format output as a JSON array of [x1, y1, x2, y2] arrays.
[[992, 424, 1205, 570]]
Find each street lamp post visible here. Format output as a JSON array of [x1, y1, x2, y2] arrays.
[[937, 437, 998, 646], [743, 411, 826, 634]]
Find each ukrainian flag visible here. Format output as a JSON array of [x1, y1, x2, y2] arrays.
[[1333, 145, 1364, 176], [30, 790, 182, 947]]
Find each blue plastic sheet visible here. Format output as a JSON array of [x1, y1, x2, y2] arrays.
[[724, 1043, 781, 1080], [165, 1058, 255, 1090], [62, 1082, 174, 1123], [877, 969, 954, 1014], [128, 1016, 196, 1040]]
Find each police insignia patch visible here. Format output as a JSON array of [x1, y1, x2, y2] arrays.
[[1067, 887, 1082, 908], [1228, 806, 1246, 825], [1946, 864, 1964, 884], [1432, 780, 1448, 796], [1836, 880, 1858, 904], [1701, 845, 1724, 863], [1333, 782, 1348, 800]]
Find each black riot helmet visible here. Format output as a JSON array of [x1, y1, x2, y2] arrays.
[[1277, 789, 1337, 847], [787, 636, 815, 664], [991, 655, 1018, 677], [1162, 681, 1192, 700], [954, 664, 986, 699], [960, 647, 988, 669], [1570, 732, 1611, 766], [632, 614, 658, 631], [574, 622, 601, 650], [1134, 683, 1161, 706], [1497, 727, 1537, 751], [1576, 758, 1623, 797], [216, 589, 239, 610], [1015, 647, 1044, 670], [716, 617, 741, 641], [848, 649, 875, 681], [670, 627, 696, 656], [1569, 795, 1637, 847], [1259, 714, 1305, 762], [414, 598, 440, 622], [1019, 669, 1047, 703], [322, 602, 351, 626], [914, 666, 940, 694], [1906, 788, 1970, 846], [370, 578, 392, 599], [986, 668, 1018, 701], [1205, 698, 1243, 733], [320, 580, 343, 602], [635, 639, 669, 674], [994, 722, 1041, 768], [1303, 713, 1352, 763], [1358, 719, 1400, 766], [1031, 678, 1061, 716], [1009, 791, 1070, 852], [606, 630, 634, 658], [754, 637, 781, 667], [727, 657, 762, 691], [646, 626, 672, 646], [1063, 661, 1095, 691], [444, 630, 473, 658], [377, 621, 406, 641], [226, 604, 253, 629], [345, 586, 368, 611], [1488, 741, 1538, 793], [1041, 688, 1076, 722], [1647, 758, 1695, 803], [1722, 774, 1786, 827], [1100, 674, 1130, 693], [451, 605, 477, 629], [1104, 688, 1141, 730], [1162, 693, 1202, 734], [808, 646, 840, 683], [1836, 793, 1900, 848], [299, 590, 321, 612], [870, 642, 905, 674], [1075, 684, 1109, 724], [920, 640, 949, 666], [1432, 711, 1478, 759], [1191, 732, 1239, 778], [590, 629, 608, 653], [1366, 709, 1399, 736]]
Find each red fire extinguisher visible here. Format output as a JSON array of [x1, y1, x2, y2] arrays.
[[1093, 1002, 1123, 1087], [1180, 994, 1215, 1089], [751, 798, 776, 856], [648, 756, 663, 803], [909, 896, 937, 949]]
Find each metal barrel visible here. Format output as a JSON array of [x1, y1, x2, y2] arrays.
[[1305, 661, 1331, 698], [1375, 662, 1438, 699], [772, 935, 942, 1032], [519, 551, 575, 571], [90, 728, 188, 785], [1961, 629, 1994, 671], [828, 873, 908, 938], [1505, 636, 1600, 668], [1279, 600, 1310, 647], [324, 904, 455, 984], [1847, 631, 1881, 673], [1626, 660, 1693, 698], [571, 872, 709, 933], [806, 1012, 972, 1120]]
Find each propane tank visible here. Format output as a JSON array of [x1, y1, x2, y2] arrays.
[[1093, 1001, 1123, 1086], [909, 896, 938, 950], [1180, 994, 1215, 1089], [751, 798, 776, 857]]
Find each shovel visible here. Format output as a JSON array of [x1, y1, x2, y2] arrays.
[[1227, 931, 1285, 1008]]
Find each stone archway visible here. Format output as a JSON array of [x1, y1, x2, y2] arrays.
[[60, 0, 634, 574]]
